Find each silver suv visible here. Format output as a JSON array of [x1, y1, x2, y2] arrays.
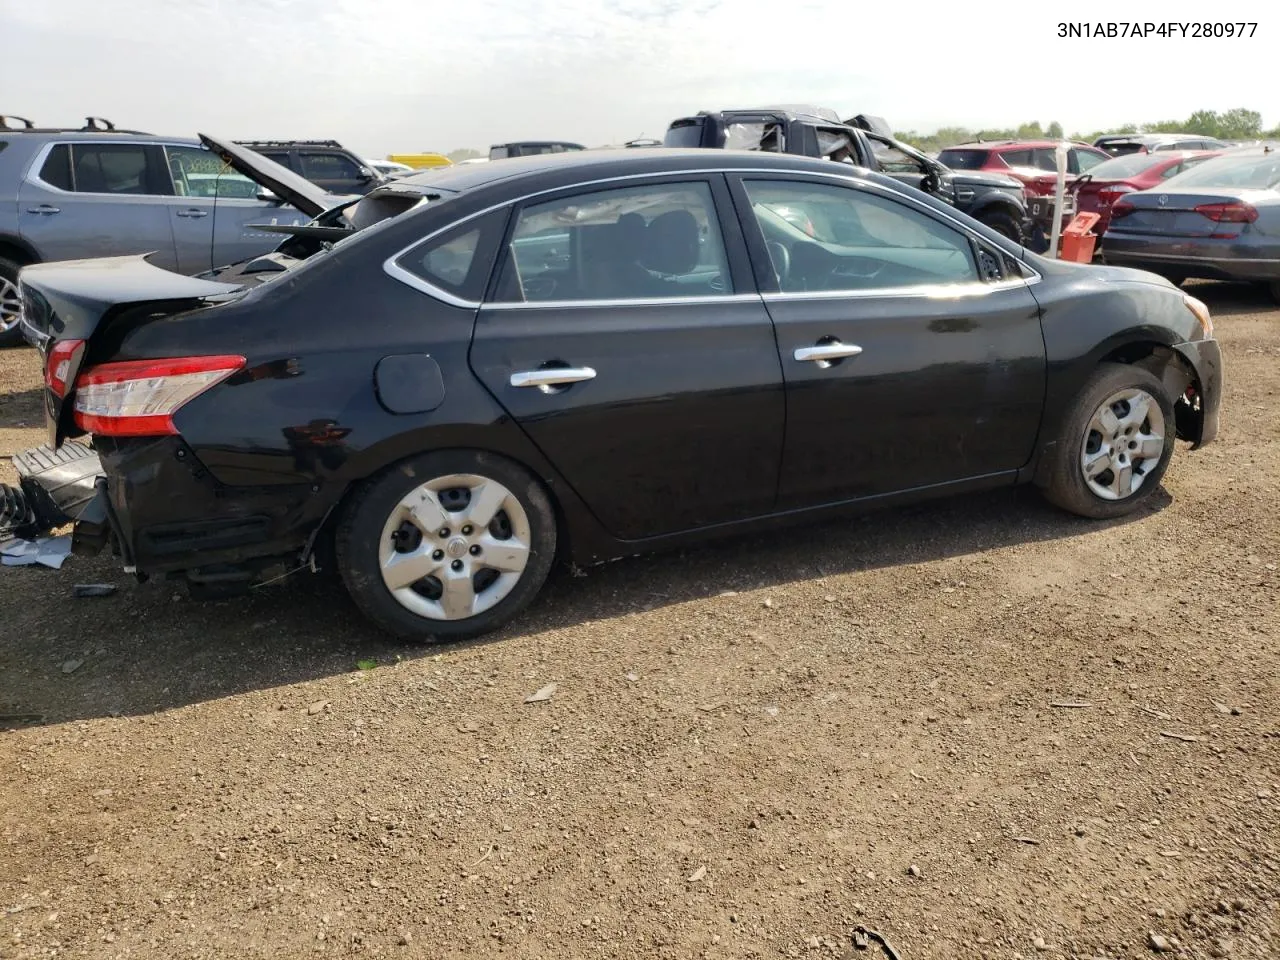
[[0, 117, 326, 346]]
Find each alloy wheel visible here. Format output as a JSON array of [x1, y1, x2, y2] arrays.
[[377, 473, 532, 621], [0, 276, 21, 334], [1079, 388, 1167, 501]]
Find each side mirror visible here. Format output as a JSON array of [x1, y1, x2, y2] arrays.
[[257, 189, 280, 204], [358, 166, 377, 182]]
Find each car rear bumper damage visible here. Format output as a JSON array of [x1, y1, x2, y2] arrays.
[[6, 436, 325, 592]]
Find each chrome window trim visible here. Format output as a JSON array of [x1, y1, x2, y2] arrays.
[[24, 138, 197, 198], [488, 293, 763, 311], [382, 165, 1043, 308], [762, 277, 1034, 304]]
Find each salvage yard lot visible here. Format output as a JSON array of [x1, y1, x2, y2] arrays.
[[1, 283, 1277, 960]]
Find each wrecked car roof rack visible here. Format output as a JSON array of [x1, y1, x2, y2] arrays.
[[0, 115, 149, 134], [237, 139, 345, 148]]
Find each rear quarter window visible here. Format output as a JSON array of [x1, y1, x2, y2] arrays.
[[39, 144, 74, 190]]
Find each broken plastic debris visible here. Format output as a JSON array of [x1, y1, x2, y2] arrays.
[[1, 536, 72, 569], [73, 584, 118, 598], [524, 683, 557, 703]]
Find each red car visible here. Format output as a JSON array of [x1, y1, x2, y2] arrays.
[[1072, 150, 1222, 234], [937, 140, 1111, 196]]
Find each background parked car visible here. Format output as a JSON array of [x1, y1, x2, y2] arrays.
[[937, 140, 1111, 196], [369, 159, 415, 178], [1073, 150, 1222, 234], [1093, 133, 1230, 156], [0, 119, 325, 347], [1101, 146, 1280, 299], [665, 107, 1030, 242], [237, 139, 387, 195], [489, 141, 586, 160]]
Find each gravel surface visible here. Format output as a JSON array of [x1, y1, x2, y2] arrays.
[[1, 281, 1277, 960]]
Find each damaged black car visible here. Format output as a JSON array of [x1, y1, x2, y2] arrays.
[[5, 147, 1222, 641]]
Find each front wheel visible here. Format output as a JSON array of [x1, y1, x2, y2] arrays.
[[977, 210, 1024, 244], [336, 450, 557, 641], [1040, 362, 1176, 519]]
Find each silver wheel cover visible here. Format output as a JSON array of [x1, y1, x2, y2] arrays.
[[378, 473, 532, 621], [1080, 388, 1167, 501], [0, 275, 21, 334]]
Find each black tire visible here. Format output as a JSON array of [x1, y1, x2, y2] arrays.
[[1269, 280, 1280, 305], [336, 449, 557, 641], [977, 210, 1024, 244], [0, 255, 30, 349], [1157, 271, 1187, 287], [1039, 362, 1177, 520]]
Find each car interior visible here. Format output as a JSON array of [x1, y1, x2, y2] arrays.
[[747, 185, 981, 292]]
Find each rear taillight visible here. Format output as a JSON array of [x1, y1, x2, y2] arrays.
[[45, 339, 86, 398], [1110, 200, 1136, 219], [1194, 202, 1258, 223], [72, 355, 246, 437], [1097, 185, 1134, 205]]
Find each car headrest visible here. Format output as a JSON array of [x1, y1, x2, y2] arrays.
[[640, 209, 699, 275]]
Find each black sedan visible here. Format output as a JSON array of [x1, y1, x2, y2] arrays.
[[10, 149, 1222, 640]]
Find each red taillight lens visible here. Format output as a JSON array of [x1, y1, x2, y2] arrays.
[[45, 339, 86, 398], [1097, 185, 1134, 205], [72, 355, 246, 437], [1194, 202, 1258, 223], [1110, 200, 1136, 219]]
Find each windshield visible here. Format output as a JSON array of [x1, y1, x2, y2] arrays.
[[937, 149, 988, 170], [1099, 141, 1145, 156], [1086, 153, 1168, 179], [1166, 153, 1280, 190], [663, 119, 706, 148]]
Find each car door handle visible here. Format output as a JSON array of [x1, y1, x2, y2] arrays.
[[510, 367, 597, 388], [175, 208, 209, 218], [793, 342, 864, 363], [26, 205, 59, 215]]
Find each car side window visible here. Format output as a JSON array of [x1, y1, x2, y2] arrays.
[[491, 181, 733, 303], [1000, 149, 1033, 168], [394, 208, 507, 302], [743, 179, 978, 293], [299, 152, 361, 182], [1073, 149, 1106, 173], [47, 144, 160, 195], [866, 135, 927, 174], [1033, 148, 1060, 171], [38, 144, 74, 190], [165, 145, 260, 199]]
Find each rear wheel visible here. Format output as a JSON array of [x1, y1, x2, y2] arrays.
[[336, 450, 557, 641], [1040, 362, 1176, 519], [977, 210, 1023, 244], [0, 256, 28, 348]]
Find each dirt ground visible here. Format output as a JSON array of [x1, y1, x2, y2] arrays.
[[1, 282, 1276, 960]]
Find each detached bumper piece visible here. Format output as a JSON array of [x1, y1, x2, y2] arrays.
[[2, 442, 106, 550]]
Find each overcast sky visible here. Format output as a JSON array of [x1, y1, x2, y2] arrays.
[[3, 0, 1273, 159]]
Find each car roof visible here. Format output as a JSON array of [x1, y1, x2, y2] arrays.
[[386, 147, 863, 194]]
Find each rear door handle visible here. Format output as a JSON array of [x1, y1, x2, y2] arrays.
[[175, 208, 209, 218], [26, 204, 60, 215], [510, 367, 597, 389], [794, 342, 864, 363]]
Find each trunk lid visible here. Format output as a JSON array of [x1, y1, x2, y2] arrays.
[[18, 255, 243, 445], [1106, 188, 1264, 238], [197, 133, 336, 218]]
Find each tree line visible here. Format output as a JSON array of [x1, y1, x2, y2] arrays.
[[894, 108, 1275, 154]]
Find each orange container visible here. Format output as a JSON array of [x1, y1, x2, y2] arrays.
[[1059, 212, 1102, 263]]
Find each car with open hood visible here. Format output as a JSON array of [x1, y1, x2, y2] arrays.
[[0, 122, 350, 346], [4, 149, 1222, 642]]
